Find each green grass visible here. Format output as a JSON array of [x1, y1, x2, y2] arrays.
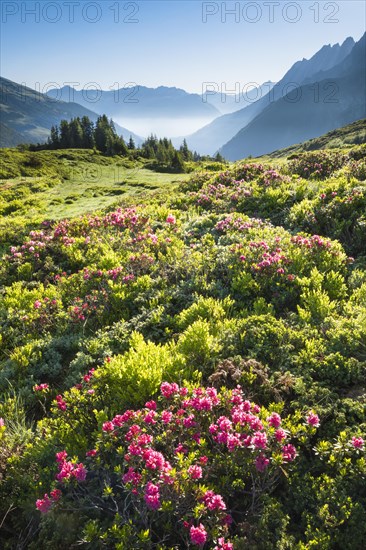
[[0, 149, 191, 220]]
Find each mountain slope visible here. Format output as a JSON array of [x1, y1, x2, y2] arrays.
[[220, 34, 366, 160], [0, 77, 142, 147], [185, 36, 357, 154], [203, 81, 276, 115], [267, 119, 366, 158]]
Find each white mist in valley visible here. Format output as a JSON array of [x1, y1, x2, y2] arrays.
[[114, 117, 216, 141]]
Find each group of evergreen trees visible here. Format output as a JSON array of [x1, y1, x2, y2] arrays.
[[140, 135, 194, 172], [48, 115, 131, 155], [44, 115, 224, 171]]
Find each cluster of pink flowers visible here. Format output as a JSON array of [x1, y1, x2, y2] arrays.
[[33, 383, 49, 392], [55, 394, 67, 411], [55, 451, 87, 483], [248, 240, 269, 251], [289, 152, 346, 179], [82, 266, 135, 284], [189, 163, 271, 209], [232, 239, 296, 281], [291, 234, 332, 250], [233, 163, 265, 182], [38, 382, 320, 548], [282, 444, 297, 462], [86, 449, 98, 457], [259, 168, 287, 187], [201, 490, 226, 511], [70, 304, 86, 322], [306, 412, 320, 428], [351, 436, 364, 449], [182, 387, 220, 411], [190, 524, 208, 546], [8, 235, 50, 261], [122, 467, 142, 487], [53, 220, 70, 238], [193, 179, 253, 207], [215, 216, 263, 234], [103, 207, 139, 228], [267, 412, 281, 428], [214, 537, 234, 550], [36, 489, 61, 514], [188, 465, 203, 479], [160, 381, 181, 398], [6, 206, 148, 272], [69, 289, 108, 323], [252, 249, 290, 275], [33, 297, 58, 312], [144, 481, 161, 510]]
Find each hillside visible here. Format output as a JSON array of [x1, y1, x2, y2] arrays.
[[0, 143, 365, 548], [203, 81, 276, 115], [0, 77, 142, 147], [268, 119, 366, 157]]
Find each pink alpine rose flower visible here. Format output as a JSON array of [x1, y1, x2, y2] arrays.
[[282, 444, 297, 462], [190, 524, 208, 546], [255, 454, 270, 472], [188, 465, 203, 479], [275, 428, 287, 442], [351, 436, 364, 449], [306, 412, 320, 427], [34, 383, 49, 392], [36, 494, 52, 513], [102, 421, 114, 432], [267, 412, 281, 428], [214, 538, 234, 550]]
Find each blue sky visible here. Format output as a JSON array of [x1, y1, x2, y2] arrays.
[[1, 1, 365, 93]]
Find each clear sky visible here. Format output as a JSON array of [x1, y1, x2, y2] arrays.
[[1, 0, 365, 94]]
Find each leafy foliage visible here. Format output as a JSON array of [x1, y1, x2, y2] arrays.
[[0, 145, 365, 548]]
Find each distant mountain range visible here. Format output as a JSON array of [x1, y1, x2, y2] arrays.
[[220, 33, 366, 160], [0, 77, 142, 148], [185, 35, 359, 155], [46, 85, 221, 119], [47, 83, 277, 119]]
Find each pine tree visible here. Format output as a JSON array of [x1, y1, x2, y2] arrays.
[[81, 116, 95, 149], [128, 136, 135, 150], [215, 152, 225, 163], [180, 138, 192, 161], [69, 118, 84, 148], [59, 120, 70, 148], [94, 115, 110, 153], [171, 151, 185, 173], [49, 125, 60, 149]]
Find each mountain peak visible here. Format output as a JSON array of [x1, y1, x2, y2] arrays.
[[342, 36, 355, 46], [283, 35, 356, 86]]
